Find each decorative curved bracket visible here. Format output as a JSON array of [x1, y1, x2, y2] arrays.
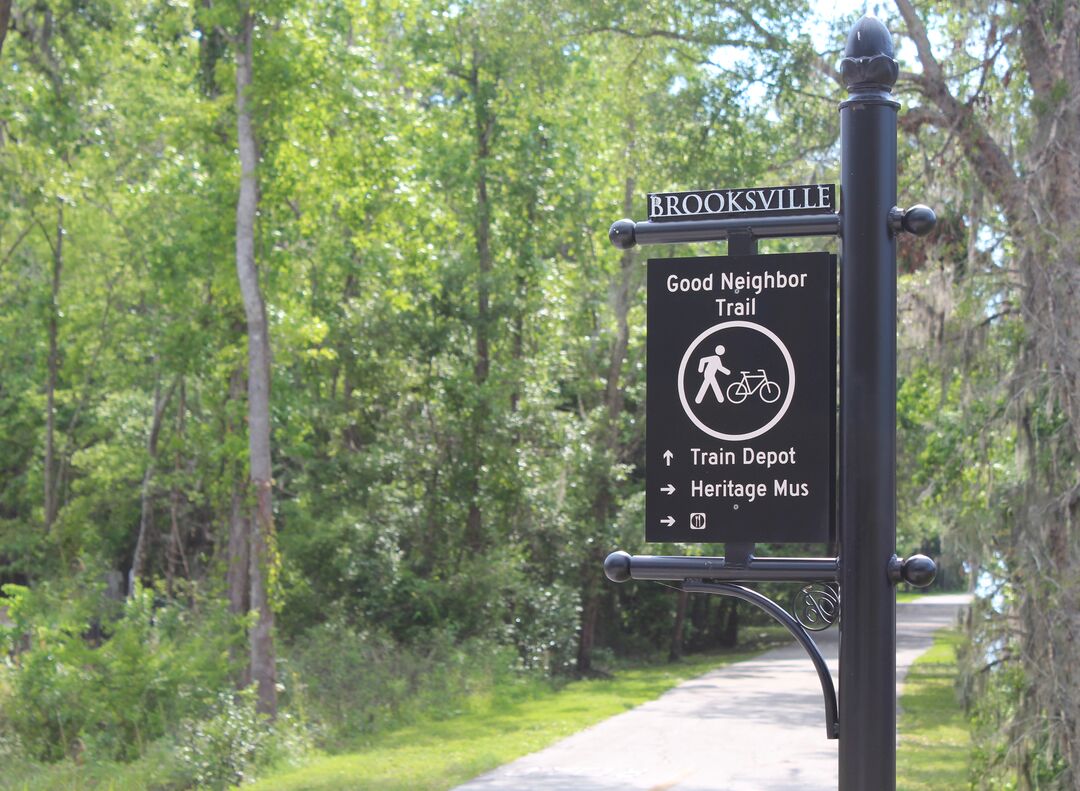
[[682, 581, 839, 740]]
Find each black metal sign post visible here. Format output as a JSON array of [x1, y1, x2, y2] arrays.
[[838, 18, 902, 791], [603, 15, 941, 790]]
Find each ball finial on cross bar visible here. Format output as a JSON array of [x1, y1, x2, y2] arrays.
[[609, 219, 636, 250], [604, 550, 632, 582]]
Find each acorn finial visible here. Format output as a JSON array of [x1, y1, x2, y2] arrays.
[[841, 16, 899, 92]]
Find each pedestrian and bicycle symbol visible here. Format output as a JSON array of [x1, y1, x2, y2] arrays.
[[678, 320, 795, 441], [694, 342, 782, 406]]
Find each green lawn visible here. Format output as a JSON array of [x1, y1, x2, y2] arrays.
[[897, 629, 971, 790], [247, 638, 784, 791]]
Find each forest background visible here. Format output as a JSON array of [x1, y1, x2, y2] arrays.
[[1, 0, 1078, 788]]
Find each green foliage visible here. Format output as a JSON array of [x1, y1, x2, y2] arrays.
[[0, 695, 311, 791], [505, 582, 581, 673], [0, 737, 190, 791], [0, 581, 241, 762], [177, 688, 311, 789]]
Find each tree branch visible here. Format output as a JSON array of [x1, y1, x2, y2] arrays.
[[730, 7, 844, 90], [894, 0, 947, 85], [582, 25, 758, 50], [1062, 2, 1080, 92], [899, 105, 947, 134], [0, 221, 35, 269], [1019, 0, 1055, 98], [0, 0, 11, 59], [893, 0, 1026, 226]]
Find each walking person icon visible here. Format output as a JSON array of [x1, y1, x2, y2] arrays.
[[694, 345, 731, 404]]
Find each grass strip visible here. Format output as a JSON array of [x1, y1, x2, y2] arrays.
[[0, 739, 184, 791], [248, 640, 782, 791], [897, 628, 971, 791], [896, 589, 963, 603]]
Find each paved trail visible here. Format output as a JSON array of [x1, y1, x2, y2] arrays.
[[454, 594, 970, 791]]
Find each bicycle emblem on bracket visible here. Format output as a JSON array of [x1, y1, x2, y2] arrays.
[[793, 583, 841, 631]]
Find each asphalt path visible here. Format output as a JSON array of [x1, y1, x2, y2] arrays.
[[454, 594, 970, 791]]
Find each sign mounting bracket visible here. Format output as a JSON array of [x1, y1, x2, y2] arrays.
[[609, 213, 840, 249]]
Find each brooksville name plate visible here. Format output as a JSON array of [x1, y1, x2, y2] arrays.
[[647, 183, 835, 222]]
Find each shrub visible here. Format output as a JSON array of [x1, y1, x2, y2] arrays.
[[287, 622, 514, 742], [505, 582, 580, 674], [0, 579, 242, 762], [176, 688, 311, 790]]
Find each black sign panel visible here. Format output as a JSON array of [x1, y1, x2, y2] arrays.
[[646, 253, 836, 543], [646, 184, 835, 222]]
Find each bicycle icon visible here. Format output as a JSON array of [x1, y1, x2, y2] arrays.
[[726, 369, 782, 404]]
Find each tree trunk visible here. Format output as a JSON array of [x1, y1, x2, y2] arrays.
[[226, 368, 251, 619], [463, 55, 493, 552], [166, 379, 189, 595], [469, 59, 492, 389], [604, 152, 638, 434], [227, 486, 251, 610], [575, 564, 601, 674], [234, 6, 276, 718], [196, 0, 224, 98], [688, 594, 709, 651], [717, 598, 738, 648], [129, 376, 177, 594], [669, 589, 688, 661], [43, 200, 62, 532], [0, 0, 10, 61], [576, 162, 638, 675], [510, 200, 537, 415]]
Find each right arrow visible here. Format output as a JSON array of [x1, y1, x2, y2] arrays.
[[660, 516, 675, 526], [663, 449, 673, 466], [660, 484, 675, 495]]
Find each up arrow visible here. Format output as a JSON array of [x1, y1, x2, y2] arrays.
[[660, 516, 676, 526], [663, 450, 674, 466], [660, 484, 675, 495]]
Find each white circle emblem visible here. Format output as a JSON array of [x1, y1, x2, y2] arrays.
[[676, 320, 795, 441]]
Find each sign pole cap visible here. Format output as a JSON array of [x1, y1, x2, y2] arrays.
[[841, 16, 899, 92]]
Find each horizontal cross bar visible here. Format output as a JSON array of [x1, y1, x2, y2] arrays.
[[604, 551, 840, 583], [608, 213, 841, 249]]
